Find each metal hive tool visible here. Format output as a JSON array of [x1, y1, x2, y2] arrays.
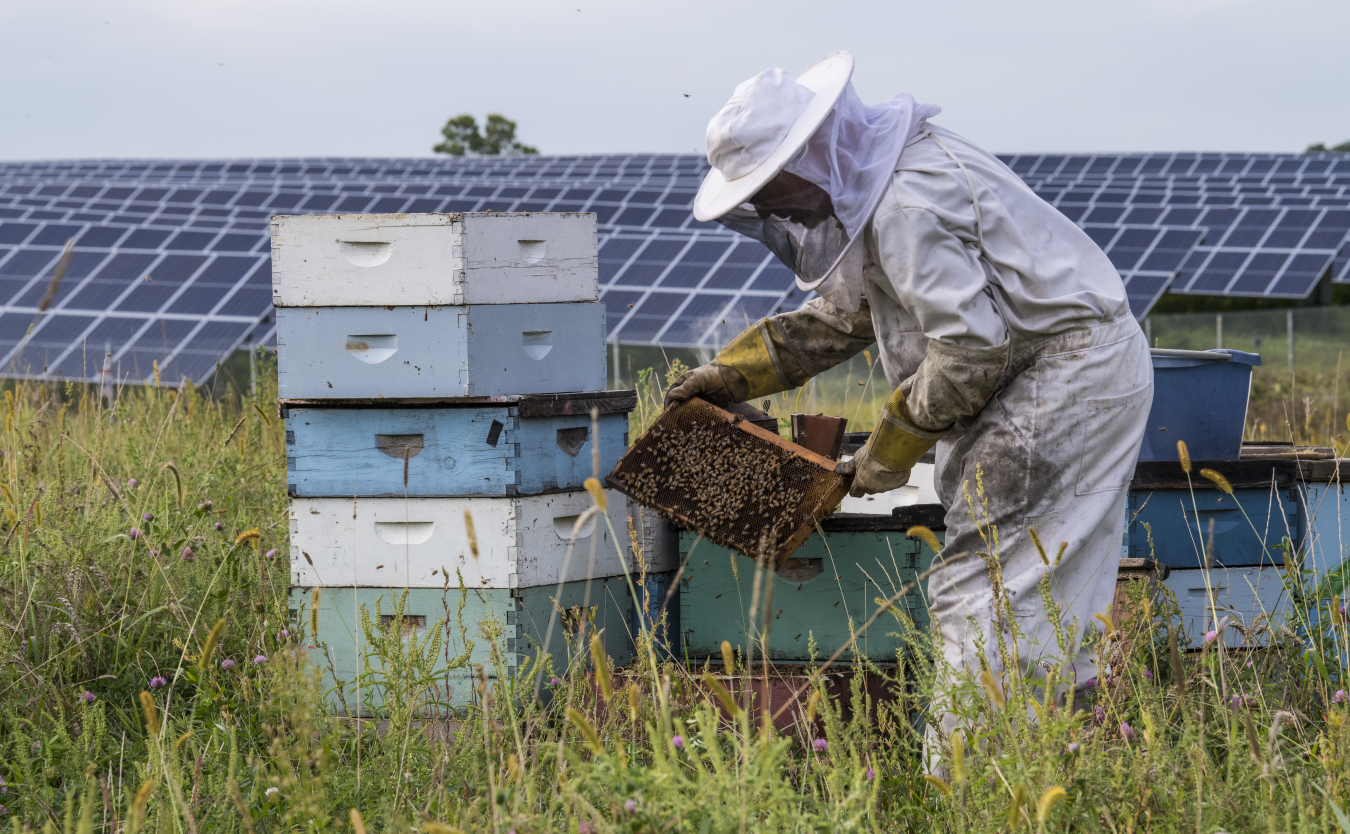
[[606, 398, 851, 566]]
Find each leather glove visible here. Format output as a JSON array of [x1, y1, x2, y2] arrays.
[[835, 447, 911, 498], [836, 387, 948, 497], [664, 363, 749, 409], [664, 321, 787, 408]]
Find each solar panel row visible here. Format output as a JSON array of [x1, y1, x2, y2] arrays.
[[0, 151, 1347, 387]]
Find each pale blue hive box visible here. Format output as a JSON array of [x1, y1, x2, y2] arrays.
[[285, 402, 629, 497], [276, 302, 606, 399]]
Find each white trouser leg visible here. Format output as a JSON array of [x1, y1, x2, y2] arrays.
[[921, 319, 1152, 768]]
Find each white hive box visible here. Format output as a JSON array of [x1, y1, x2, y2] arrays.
[[289, 490, 675, 589], [271, 212, 599, 307], [275, 303, 606, 399]]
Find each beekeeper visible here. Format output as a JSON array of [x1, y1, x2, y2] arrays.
[[666, 51, 1153, 750]]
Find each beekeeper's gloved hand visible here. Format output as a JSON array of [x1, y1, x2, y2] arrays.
[[664, 322, 788, 409], [836, 387, 948, 497], [835, 447, 911, 497], [664, 363, 749, 409]]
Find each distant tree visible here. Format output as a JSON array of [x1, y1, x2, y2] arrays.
[[1306, 140, 1350, 152], [434, 114, 538, 156]]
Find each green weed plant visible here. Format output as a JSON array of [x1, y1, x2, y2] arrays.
[[0, 356, 1348, 831]]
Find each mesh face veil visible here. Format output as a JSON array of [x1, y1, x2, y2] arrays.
[[715, 83, 940, 309]]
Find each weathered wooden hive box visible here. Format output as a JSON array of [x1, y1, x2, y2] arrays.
[[274, 302, 607, 399], [278, 212, 653, 713], [271, 212, 599, 307], [288, 490, 653, 589], [1123, 451, 1350, 648], [678, 512, 942, 665], [293, 578, 635, 708], [284, 395, 631, 498]]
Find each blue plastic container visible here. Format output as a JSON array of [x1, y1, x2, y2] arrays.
[[1137, 349, 1261, 462]]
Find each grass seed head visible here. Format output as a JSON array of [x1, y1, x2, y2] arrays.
[[139, 690, 160, 735], [980, 669, 1006, 709], [1177, 440, 1192, 473], [589, 633, 612, 700], [199, 618, 227, 673], [584, 477, 607, 510], [908, 525, 942, 554], [1036, 786, 1067, 829], [1199, 467, 1234, 494], [128, 779, 155, 834], [463, 510, 478, 560]]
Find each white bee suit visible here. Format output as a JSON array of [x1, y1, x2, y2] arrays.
[[747, 125, 1153, 753]]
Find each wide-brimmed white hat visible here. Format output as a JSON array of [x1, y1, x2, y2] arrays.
[[693, 51, 855, 223]]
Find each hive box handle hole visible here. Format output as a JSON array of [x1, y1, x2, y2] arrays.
[[556, 427, 588, 457], [554, 514, 596, 540], [379, 614, 426, 636], [375, 434, 424, 460], [486, 420, 504, 447], [522, 331, 553, 360], [777, 558, 824, 583], [339, 240, 393, 267], [518, 239, 546, 264], [345, 334, 398, 364], [374, 521, 435, 545]]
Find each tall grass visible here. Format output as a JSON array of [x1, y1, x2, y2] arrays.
[[2, 356, 1350, 831]]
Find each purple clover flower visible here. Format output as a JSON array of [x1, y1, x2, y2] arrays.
[[142, 513, 154, 522], [671, 735, 684, 751], [221, 659, 235, 669], [1084, 677, 1098, 690], [1335, 690, 1347, 704], [279, 629, 290, 639], [624, 800, 636, 813], [253, 655, 267, 664], [550, 677, 560, 686], [1067, 742, 1080, 754], [866, 767, 875, 781], [128, 528, 140, 540], [578, 824, 593, 834], [1144, 669, 1154, 679], [181, 546, 194, 560], [127, 478, 138, 488], [1120, 722, 1136, 741], [264, 549, 276, 560], [214, 522, 223, 531], [80, 690, 96, 704], [1204, 630, 1219, 644], [149, 676, 167, 689], [812, 738, 828, 753]]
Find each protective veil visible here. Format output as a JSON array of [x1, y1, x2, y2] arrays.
[[717, 84, 939, 312]]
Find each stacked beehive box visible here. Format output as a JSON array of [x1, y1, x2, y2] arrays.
[[274, 212, 656, 711]]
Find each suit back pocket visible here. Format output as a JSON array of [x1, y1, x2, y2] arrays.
[[1076, 383, 1152, 495]]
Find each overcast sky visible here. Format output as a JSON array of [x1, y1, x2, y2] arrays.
[[2, 0, 1347, 162]]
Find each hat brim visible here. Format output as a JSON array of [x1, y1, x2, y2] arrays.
[[692, 51, 855, 223]]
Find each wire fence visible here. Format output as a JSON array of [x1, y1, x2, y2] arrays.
[[1143, 306, 1350, 447]]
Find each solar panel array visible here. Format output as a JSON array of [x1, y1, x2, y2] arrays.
[[1, 149, 1347, 386]]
